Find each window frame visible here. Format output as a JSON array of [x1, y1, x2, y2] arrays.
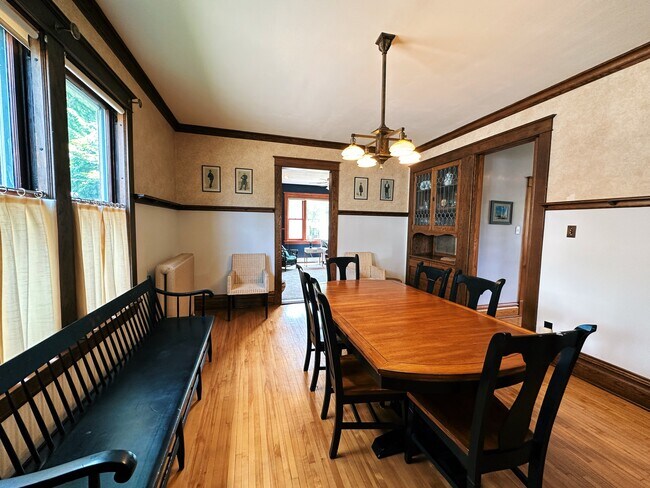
[[283, 191, 329, 244], [65, 71, 118, 204]]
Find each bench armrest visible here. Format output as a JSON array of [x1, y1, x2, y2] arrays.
[[155, 287, 215, 317], [0, 449, 137, 488], [370, 265, 386, 280], [262, 270, 270, 292]]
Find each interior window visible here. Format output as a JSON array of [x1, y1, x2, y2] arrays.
[[285, 194, 328, 242], [66, 78, 112, 201], [306, 199, 328, 241]]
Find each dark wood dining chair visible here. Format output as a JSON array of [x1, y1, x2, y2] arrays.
[[298, 265, 316, 373], [405, 324, 597, 488], [314, 289, 404, 458], [449, 271, 505, 317], [413, 262, 452, 297], [326, 254, 360, 281]]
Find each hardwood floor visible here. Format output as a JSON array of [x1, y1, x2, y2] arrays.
[[170, 304, 650, 487]]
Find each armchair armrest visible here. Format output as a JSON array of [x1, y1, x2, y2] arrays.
[[227, 271, 236, 295], [155, 287, 214, 317], [370, 265, 386, 280], [0, 449, 137, 488], [289, 249, 298, 257], [262, 270, 270, 292]]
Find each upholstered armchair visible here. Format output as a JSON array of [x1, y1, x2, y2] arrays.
[[344, 252, 386, 280], [227, 253, 270, 320]]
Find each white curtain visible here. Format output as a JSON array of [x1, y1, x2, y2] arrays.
[[0, 194, 61, 363], [73, 203, 131, 316]]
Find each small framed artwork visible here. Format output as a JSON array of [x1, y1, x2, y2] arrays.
[[235, 168, 253, 194], [489, 200, 513, 224], [201, 165, 221, 192], [380, 178, 394, 201], [354, 177, 368, 200]]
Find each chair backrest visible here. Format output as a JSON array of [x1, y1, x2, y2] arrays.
[[326, 254, 360, 281], [468, 325, 596, 472], [297, 266, 321, 345], [314, 289, 344, 395], [231, 253, 266, 284], [449, 270, 505, 317], [413, 262, 452, 297], [344, 252, 374, 279]]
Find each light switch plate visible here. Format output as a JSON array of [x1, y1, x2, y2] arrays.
[[566, 225, 577, 238]]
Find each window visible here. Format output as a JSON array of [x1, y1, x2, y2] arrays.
[[66, 77, 113, 201], [284, 192, 329, 243], [0, 26, 29, 189]]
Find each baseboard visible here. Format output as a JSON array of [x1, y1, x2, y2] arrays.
[[572, 354, 649, 410], [195, 293, 276, 311]]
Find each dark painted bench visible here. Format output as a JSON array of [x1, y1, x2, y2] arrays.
[[0, 279, 214, 487]]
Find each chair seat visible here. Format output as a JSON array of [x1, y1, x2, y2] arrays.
[[408, 391, 533, 455], [340, 355, 403, 398], [228, 283, 268, 295]]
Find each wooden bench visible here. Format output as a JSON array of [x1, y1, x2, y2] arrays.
[[0, 279, 214, 487]]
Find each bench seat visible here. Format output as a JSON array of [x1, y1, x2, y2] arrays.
[[38, 316, 212, 487]]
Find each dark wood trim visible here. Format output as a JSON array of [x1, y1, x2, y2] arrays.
[[543, 195, 650, 211], [133, 194, 274, 213], [274, 156, 341, 171], [410, 116, 554, 331], [338, 210, 408, 217], [411, 116, 555, 172], [69, 0, 176, 127], [11, 0, 134, 108], [274, 157, 339, 304], [44, 36, 77, 325], [179, 125, 347, 151], [572, 353, 649, 410], [417, 42, 650, 152]]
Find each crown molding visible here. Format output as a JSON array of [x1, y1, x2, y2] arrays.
[[417, 41, 650, 153]]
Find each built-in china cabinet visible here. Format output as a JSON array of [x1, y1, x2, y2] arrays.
[[407, 158, 473, 295]]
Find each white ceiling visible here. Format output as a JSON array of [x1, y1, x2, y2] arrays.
[[282, 167, 329, 187], [96, 0, 650, 145]]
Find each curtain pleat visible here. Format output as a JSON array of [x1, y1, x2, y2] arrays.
[[0, 195, 61, 363], [73, 203, 131, 316]]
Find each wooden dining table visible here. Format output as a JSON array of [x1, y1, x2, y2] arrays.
[[322, 279, 531, 457]]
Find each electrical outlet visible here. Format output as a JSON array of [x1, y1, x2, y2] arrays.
[[566, 225, 577, 238], [544, 321, 553, 331]]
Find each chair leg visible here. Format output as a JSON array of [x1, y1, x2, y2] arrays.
[[329, 401, 344, 459], [265, 293, 269, 319], [208, 335, 213, 362], [321, 374, 331, 419], [227, 295, 232, 321], [404, 403, 415, 464], [310, 342, 322, 392], [303, 335, 312, 372], [196, 371, 202, 401], [176, 423, 185, 471]]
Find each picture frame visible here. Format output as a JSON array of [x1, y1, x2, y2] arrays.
[[489, 200, 513, 224], [201, 165, 221, 192], [235, 168, 253, 194], [380, 178, 394, 201], [354, 177, 369, 200]]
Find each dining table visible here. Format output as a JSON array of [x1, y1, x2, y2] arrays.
[[321, 279, 532, 457]]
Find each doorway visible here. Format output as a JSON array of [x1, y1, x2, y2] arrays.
[[274, 157, 340, 305], [474, 143, 535, 324]]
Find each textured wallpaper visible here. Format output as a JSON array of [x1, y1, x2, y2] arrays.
[[174, 133, 410, 212], [421, 60, 650, 202]]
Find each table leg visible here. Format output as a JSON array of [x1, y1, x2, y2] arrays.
[[371, 428, 405, 458]]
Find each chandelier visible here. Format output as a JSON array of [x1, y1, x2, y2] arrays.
[[341, 33, 420, 168]]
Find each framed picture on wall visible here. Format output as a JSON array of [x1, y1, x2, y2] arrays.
[[380, 178, 394, 201], [201, 165, 221, 192], [354, 177, 368, 200], [489, 200, 513, 224], [235, 168, 253, 194]]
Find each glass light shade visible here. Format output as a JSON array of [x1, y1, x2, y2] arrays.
[[357, 154, 377, 168], [399, 150, 421, 165], [389, 138, 415, 157], [341, 143, 364, 161]]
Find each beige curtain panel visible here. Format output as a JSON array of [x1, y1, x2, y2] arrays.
[[73, 203, 131, 316], [0, 194, 61, 363]]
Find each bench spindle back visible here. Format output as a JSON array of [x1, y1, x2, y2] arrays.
[[0, 280, 161, 479]]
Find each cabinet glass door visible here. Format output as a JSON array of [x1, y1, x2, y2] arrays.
[[434, 165, 458, 228], [414, 172, 431, 227]]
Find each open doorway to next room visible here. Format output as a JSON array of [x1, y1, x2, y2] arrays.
[[281, 167, 330, 303]]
